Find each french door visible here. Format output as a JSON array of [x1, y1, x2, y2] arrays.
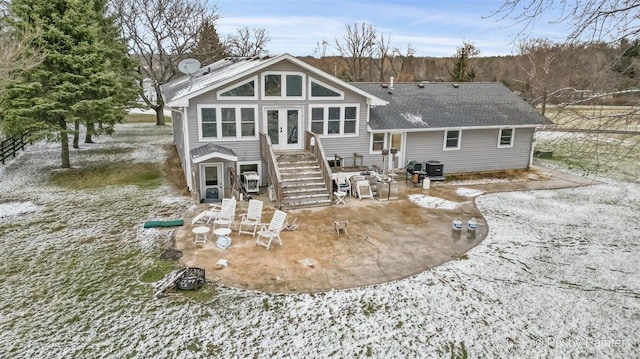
[[265, 108, 302, 150]]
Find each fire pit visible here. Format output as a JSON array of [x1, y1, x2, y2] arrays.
[[175, 267, 205, 290]]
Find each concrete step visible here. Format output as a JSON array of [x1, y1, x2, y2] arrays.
[[280, 197, 332, 209]]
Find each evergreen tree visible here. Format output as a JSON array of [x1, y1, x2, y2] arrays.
[[449, 42, 480, 82], [192, 19, 227, 66], [1, 0, 138, 167]]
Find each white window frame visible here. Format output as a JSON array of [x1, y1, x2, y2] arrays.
[[497, 128, 515, 148], [308, 77, 344, 100], [216, 76, 258, 100], [307, 104, 360, 137], [261, 71, 306, 100], [197, 104, 259, 142], [237, 161, 262, 186], [443, 130, 462, 151], [369, 132, 387, 154]]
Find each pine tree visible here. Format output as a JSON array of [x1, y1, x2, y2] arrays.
[[192, 19, 227, 66], [1, 0, 138, 167], [449, 42, 480, 82]]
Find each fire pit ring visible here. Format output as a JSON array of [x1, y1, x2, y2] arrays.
[[175, 267, 205, 290]]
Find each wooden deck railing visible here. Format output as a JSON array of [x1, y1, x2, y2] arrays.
[[228, 166, 243, 199], [259, 131, 282, 208], [304, 131, 333, 202]]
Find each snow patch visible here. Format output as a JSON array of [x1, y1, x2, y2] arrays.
[[408, 194, 463, 209], [456, 187, 484, 197], [401, 112, 427, 126], [0, 201, 39, 218]]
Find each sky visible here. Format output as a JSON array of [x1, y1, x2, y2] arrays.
[[214, 0, 570, 58]]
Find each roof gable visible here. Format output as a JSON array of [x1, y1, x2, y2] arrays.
[[161, 54, 386, 107], [351, 82, 553, 131]]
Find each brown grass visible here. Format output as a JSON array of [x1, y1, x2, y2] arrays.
[[163, 144, 189, 196], [445, 168, 543, 182]]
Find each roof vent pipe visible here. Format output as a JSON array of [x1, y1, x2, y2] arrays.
[[390, 76, 394, 89]]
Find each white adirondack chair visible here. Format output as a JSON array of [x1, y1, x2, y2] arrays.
[[255, 210, 287, 250], [237, 199, 264, 237], [212, 198, 237, 230]]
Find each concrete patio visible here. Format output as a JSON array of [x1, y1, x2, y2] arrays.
[[173, 166, 597, 293]]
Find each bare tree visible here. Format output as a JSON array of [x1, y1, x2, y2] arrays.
[[224, 27, 270, 57], [374, 33, 392, 82], [515, 38, 564, 115], [313, 39, 329, 58], [390, 44, 417, 81], [111, 0, 219, 126], [491, 0, 640, 43], [492, 0, 640, 178], [335, 22, 377, 81]]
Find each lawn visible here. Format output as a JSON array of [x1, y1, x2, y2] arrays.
[[0, 118, 638, 358]]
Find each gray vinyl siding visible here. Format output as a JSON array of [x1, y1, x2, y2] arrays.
[[405, 127, 535, 173], [184, 59, 372, 184]]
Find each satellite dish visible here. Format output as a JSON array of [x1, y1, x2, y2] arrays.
[[178, 58, 201, 75]]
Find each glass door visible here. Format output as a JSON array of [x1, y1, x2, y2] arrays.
[[264, 108, 302, 150], [389, 133, 405, 170], [200, 163, 223, 202]]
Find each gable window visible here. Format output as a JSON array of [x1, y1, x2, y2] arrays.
[[443, 130, 461, 150], [309, 78, 344, 99], [371, 133, 385, 152], [308, 104, 359, 136], [264, 74, 281, 96], [498, 128, 514, 148], [262, 72, 305, 99], [217, 76, 258, 99], [198, 105, 258, 141], [201, 108, 217, 138], [286, 74, 303, 96]]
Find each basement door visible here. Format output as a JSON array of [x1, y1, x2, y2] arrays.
[[265, 108, 302, 151], [200, 163, 223, 202]]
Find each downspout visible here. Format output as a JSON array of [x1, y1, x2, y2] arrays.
[[183, 106, 193, 190]]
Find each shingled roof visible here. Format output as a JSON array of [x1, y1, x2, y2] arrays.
[[351, 82, 553, 131]]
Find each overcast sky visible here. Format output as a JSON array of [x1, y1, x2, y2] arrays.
[[215, 0, 569, 58]]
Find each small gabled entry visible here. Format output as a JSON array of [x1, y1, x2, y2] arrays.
[[190, 144, 238, 203]]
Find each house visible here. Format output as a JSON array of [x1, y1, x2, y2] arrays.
[[160, 54, 551, 208]]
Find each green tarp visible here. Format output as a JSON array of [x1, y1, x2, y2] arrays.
[[143, 219, 184, 228]]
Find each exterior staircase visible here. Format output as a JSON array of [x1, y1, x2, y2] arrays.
[[275, 151, 332, 209]]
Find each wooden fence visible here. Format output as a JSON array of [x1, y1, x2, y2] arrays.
[[1, 133, 29, 164]]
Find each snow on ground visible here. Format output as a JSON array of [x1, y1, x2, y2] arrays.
[[456, 187, 484, 197], [408, 194, 464, 209], [0, 123, 638, 358], [0, 201, 39, 218]]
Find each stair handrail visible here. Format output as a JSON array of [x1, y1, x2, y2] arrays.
[[304, 131, 333, 202], [259, 131, 282, 208]]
